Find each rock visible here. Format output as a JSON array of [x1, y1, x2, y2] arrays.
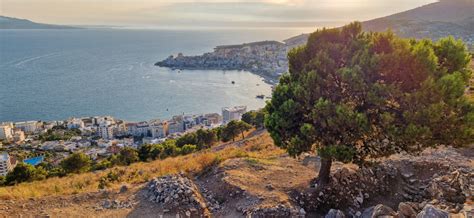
[[325, 209, 345, 218], [416, 204, 448, 218], [300, 208, 306, 215], [265, 184, 274, 191], [147, 174, 205, 212], [371, 204, 396, 218], [102, 200, 111, 209], [399, 202, 417, 218], [120, 185, 128, 193]]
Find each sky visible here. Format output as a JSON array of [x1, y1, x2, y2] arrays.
[[1, 0, 436, 29]]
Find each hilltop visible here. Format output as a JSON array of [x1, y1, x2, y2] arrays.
[[0, 16, 79, 29]]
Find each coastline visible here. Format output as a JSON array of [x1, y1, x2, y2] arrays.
[[154, 36, 310, 86]]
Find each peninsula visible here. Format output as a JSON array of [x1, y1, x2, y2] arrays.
[[155, 36, 307, 84]]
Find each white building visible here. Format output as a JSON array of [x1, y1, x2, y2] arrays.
[[14, 121, 41, 134], [0, 153, 15, 176], [12, 129, 25, 143], [98, 124, 114, 140], [0, 123, 13, 141], [222, 106, 247, 124], [67, 118, 85, 129]]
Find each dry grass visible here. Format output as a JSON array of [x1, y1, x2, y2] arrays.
[[0, 131, 282, 200]]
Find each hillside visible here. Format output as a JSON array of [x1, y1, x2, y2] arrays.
[[284, 0, 474, 48], [0, 16, 78, 29], [362, 0, 474, 43], [0, 130, 472, 217]]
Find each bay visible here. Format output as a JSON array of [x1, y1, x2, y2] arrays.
[[0, 28, 305, 122]]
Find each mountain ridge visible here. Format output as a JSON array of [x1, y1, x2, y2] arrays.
[[0, 16, 79, 29]]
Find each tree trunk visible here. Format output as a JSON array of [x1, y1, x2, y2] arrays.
[[317, 157, 332, 186], [241, 131, 245, 140]]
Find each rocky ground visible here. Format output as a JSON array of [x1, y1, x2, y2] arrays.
[[0, 131, 472, 217]]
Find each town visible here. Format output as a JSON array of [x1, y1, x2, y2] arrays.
[[0, 106, 248, 177], [155, 35, 308, 84]]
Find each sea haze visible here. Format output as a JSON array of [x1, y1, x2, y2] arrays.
[[0, 28, 304, 122]]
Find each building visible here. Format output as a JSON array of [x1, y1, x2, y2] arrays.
[[0, 123, 13, 141], [67, 118, 85, 129], [134, 122, 150, 137], [150, 121, 168, 139], [0, 153, 16, 176], [204, 113, 222, 126], [222, 106, 247, 124], [12, 128, 25, 143], [168, 121, 184, 135], [98, 124, 114, 140], [14, 121, 41, 134]]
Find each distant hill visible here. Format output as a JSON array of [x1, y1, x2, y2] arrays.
[[0, 16, 79, 29], [362, 0, 474, 43], [287, 0, 473, 47]]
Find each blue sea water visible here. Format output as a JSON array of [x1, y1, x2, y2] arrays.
[[0, 28, 304, 122]]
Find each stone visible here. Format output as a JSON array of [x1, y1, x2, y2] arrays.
[[265, 184, 274, 191], [416, 204, 448, 218], [299, 208, 306, 215], [325, 209, 345, 218], [399, 202, 417, 218], [371, 204, 395, 218], [102, 200, 111, 209]]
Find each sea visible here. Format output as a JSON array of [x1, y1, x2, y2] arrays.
[[0, 28, 307, 122]]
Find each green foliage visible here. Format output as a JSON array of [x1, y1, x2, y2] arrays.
[[176, 133, 198, 148], [0, 176, 5, 186], [242, 109, 266, 129], [5, 163, 47, 185], [115, 147, 139, 166], [98, 170, 122, 189], [92, 160, 113, 171], [265, 22, 473, 167], [181, 144, 198, 155], [39, 128, 81, 142], [60, 153, 91, 174], [195, 129, 217, 149], [221, 120, 252, 142], [160, 140, 179, 158], [176, 129, 217, 149]]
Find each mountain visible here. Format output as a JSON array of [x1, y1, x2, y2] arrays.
[[362, 0, 474, 43], [0, 16, 79, 29], [286, 0, 473, 47]]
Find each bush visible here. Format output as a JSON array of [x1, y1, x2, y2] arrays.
[[5, 163, 47, 185], [181, 144, 198, 155], [60, 153, 91, 174], [116, 147, 139, 166]]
